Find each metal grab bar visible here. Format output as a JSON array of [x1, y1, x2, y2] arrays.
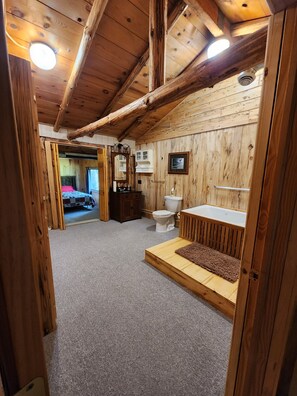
[[214, 185, 250, 192]]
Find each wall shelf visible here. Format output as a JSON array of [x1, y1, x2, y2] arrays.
[[136, 150, 153, 173]]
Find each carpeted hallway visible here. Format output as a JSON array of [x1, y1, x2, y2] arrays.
[[44, 218, 232, 396]]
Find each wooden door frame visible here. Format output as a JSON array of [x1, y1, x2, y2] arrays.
[[98, 146, 110, 221], [44, 139, 109, 227], [226, 7, 297, 395], [45, 141, 65, 229], [52, 143, 65, 229], [9, 56, 57, 337], [0, 4, 49, 394]]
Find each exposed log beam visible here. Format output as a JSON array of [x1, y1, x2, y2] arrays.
[[68, 26, 267, 141], [53, 0, 109, 132], [266, 0, 297, 13], [149, 0, 167, 91], [99, 0, 187, 118], [184, 0, 231, 37], [118, 118, 142, 142], [117, 46, 209, 142], [231, 17, 270, 37]]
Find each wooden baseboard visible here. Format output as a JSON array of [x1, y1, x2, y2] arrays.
[[141, 209, 153, 219]]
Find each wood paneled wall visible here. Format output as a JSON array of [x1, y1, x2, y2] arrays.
[[136, 73, 263, 213], [59, 158, 98, 192]]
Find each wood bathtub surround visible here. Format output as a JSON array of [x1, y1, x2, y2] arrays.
[[67, 26, 267, 140], [179, 212, 244, 259]]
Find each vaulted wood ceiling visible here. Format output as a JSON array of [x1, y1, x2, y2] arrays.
[[5, 0, 271, 141]]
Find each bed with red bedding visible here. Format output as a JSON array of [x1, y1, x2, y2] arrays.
[[62, 185, 95, 208]]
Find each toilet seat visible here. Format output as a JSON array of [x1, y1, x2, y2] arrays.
[[152, 210, 173, 217]]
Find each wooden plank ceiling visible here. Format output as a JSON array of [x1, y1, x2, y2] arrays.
[[5, 0, 271, 141]]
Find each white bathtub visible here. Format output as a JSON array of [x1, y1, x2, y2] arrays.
[[182, 205, 246, 227]]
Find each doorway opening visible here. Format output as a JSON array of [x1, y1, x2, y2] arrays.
[[58, 145, 100, 226]]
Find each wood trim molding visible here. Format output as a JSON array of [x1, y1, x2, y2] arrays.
[[68, 26, 267, 140], [53, 0, 109, 132], [98, 147, 109, 221], [41, 136, 104, 149]]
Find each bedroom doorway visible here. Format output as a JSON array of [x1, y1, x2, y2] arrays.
[[44, 141, 109, 229], [58, 145, 100, 226]]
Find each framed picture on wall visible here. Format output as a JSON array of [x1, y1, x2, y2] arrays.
[[168, 152, 189, 174]]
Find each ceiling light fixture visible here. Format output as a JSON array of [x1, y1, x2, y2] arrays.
[[207, 38, 230, 59], [29, 42, 56, 70]]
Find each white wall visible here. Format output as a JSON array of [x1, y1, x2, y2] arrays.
[[39, 123, 136, 149]]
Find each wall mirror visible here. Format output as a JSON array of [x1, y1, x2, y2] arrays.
[[112, 152, 129, 182]]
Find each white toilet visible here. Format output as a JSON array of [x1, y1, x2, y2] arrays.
[[152, 196, 183, 232]]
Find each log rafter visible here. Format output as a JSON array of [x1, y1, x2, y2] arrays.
[[231, 17, 270, 37], [117, 45, 209, 142], [149, 0, 167, 91], [183, 0, 231, 38], [53, 0, 109, 132], [68, 26, 268, 141], [99, 0, 187, 118], [118, 16, 270, 142]]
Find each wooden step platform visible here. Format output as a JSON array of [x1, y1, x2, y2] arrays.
[[145, 237, 238, 318]]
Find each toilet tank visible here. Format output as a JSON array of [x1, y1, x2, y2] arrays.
[[164, 196, 182, 213]]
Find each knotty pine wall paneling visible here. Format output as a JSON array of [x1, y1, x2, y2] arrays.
[[59, 158, 98, 192], [136, 73, 262, 214]]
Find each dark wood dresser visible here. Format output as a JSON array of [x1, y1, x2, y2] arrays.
[[109, 191, 142, 223]]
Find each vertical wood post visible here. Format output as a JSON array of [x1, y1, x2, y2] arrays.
[[44, 142, 65, 230], [0, 5, 49, 395], [98, 147, 109, 221], [51, 143, 65, 230], [9, 55, 57, 335], [149, 0, 167, 91]]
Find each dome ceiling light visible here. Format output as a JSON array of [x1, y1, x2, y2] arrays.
[[207, 38, 230, 59], [29, 42, 56, 70]]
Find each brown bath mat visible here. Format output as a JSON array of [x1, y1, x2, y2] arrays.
[[175, 242, 240, 283]]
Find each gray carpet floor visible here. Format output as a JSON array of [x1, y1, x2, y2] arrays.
[[64, 206, 99, 225], [44, 218, 232, 396]]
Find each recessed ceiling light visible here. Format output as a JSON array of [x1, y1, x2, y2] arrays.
[[207, 38, 230, 59], [29, 42, 56, 70]]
